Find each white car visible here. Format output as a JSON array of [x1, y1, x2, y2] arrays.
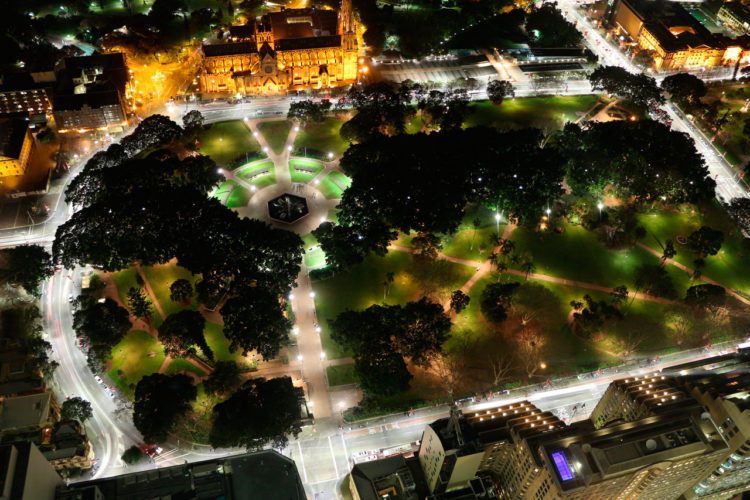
[[94, 375, 103, 384], [105, 389, 115, 399]]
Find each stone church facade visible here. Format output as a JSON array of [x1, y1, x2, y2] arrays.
[[200, 0, 358, 95]]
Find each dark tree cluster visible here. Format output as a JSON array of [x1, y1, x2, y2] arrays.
[[558, 120, 715, 204], [287, 99, 332, 126], [340, 82, 414, 142], [525, 2, 582, 48], [55, 116, 304, 365], [0, 244, 53, 296], [133, 373, 197, 444], [330, 298, 451, 396], [1, 305, 58, 378], [588, 66, 664, 106], [209, 376, 302, 450], [73, 296, 132, 372]]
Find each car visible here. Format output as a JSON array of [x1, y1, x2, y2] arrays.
[[94, 375, 103, 384], [68, 294, 74, 303], [105, 389, 115, 399]]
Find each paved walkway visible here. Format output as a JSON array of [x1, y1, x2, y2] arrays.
[[636, 241, 750, 306], [388, 236, 683, 307]]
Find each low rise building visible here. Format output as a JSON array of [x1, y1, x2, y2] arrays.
[[0, 72, 54, 117], [0, 115, 37, 177]]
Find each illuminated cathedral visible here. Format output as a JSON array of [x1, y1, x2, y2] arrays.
[[200, 0, 359, 95]]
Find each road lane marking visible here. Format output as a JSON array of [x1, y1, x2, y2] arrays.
[[296, 440, 309, 483], [327, 435, 339, 479]]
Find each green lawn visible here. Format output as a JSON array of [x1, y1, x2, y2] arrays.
[[327, 363, 358, 386], [329, 171, 352, 189], [464, 95, 600, 130], [313, 250, 474, 359], [110, 268, 140, 307], [107, 330, 166, 399], [197, 121, 261, 166], [318, 173, 346, 199], [442, 204, 505, 262], [294, 118, 350, 157], [258, 121, 292, 154], [165, 358, 207, 378], [226, 186, 252, 208], [511, 223, 694, 297], [204, 322, 251, 366], [140, 263, 200, 322], [639, 204, 750, 295], [290, 159, 325, 184], [237, 161, 274, 179]]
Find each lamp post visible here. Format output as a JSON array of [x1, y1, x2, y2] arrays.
[[495, 212, 501, 234], [597, 202, 603, 221]]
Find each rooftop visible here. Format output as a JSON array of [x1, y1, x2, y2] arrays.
[[56, 449, 306, 500], [0, 392, 51, 432], [0, 116, 29, 160]]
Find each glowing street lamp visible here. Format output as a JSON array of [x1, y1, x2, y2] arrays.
[[597, 202, 603, 220], [495, 212, 501, 234]]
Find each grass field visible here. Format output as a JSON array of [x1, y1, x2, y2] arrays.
[[319, 173, 347, 199], [204, 322, 251, 366], [327, 363, 358, 386], [294, 118, 350, 157], [108, 330, 165, 399], [110, 268, 140, 308], [313, 250, 474, 359], [441, 204, 505, 262], [464, 95, 600, 130], [511, 223, 694, 297], [238, 161, 274, 179], [638, 203, 750, 295], [290, 159, 325, 184], [165, 358, 207, 378], [226, 187, 252, 207], [140, 263, 200, 322], [197, 121, 261, 166], [258, 121, 292, 154]]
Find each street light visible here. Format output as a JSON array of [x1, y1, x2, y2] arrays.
[[495, 212, 501, 234], [320, 352, 326, 359], [597, 202, 603, 220], [338, 401, 345, 409], [288, 293, 295, 300], [315, 326, 321, 333], [309, 291, 316, 298], [297, 354, 303, 361], [546, 208, 551, 216], [293, 326, 299, 335], [328, 152, 334, 159]]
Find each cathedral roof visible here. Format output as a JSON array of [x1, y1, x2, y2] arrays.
[[275, 35, 341, 51], [266, 9, 338, 39], [259, 41, 276, 58], [202, 42, 258, 57]]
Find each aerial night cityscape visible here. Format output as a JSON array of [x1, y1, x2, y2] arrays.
[[4, 0, 750, 499]]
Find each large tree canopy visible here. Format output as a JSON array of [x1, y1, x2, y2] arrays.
[[209, 376, 301, 450], [133, 373, 196, 443], [221, 286, 292, 360], [158, 310, 213, 360], [0, 245, 53, 296], [589, 66, 664, 105]]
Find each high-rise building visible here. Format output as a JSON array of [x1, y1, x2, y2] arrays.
[[0, 441, 64, 500]]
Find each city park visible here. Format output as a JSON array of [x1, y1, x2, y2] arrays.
[[56, 90, 750, 443]]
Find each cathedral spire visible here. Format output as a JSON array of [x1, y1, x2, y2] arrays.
[[339, 0, 354, 35]]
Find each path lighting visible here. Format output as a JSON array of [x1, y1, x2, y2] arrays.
[[263, 146, 268, 152], [251, 185, 257, 192], [293, 326, 299, 335], [309, 291, 316, 298], [328, 152, 334, 159], [315, 326, 322, 333], [597, 202, 603, 220], [288, 146, 292, 151], [217, 168, 222, 174], [320, 216, 326, 223], [295, 126, 299, 131], [338, 401, 345, 409], [288, 293, 295, 300], [495, 212, 501, 234], [308, 401, 314, 407], [253, 131, 258, 136], [540, 362, 547, 369], [546, 208, 551, 216], [320, 352, 326, 359], [297, 355, 303, 361]]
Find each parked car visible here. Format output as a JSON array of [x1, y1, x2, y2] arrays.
[[94, 375, 103, 384]]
